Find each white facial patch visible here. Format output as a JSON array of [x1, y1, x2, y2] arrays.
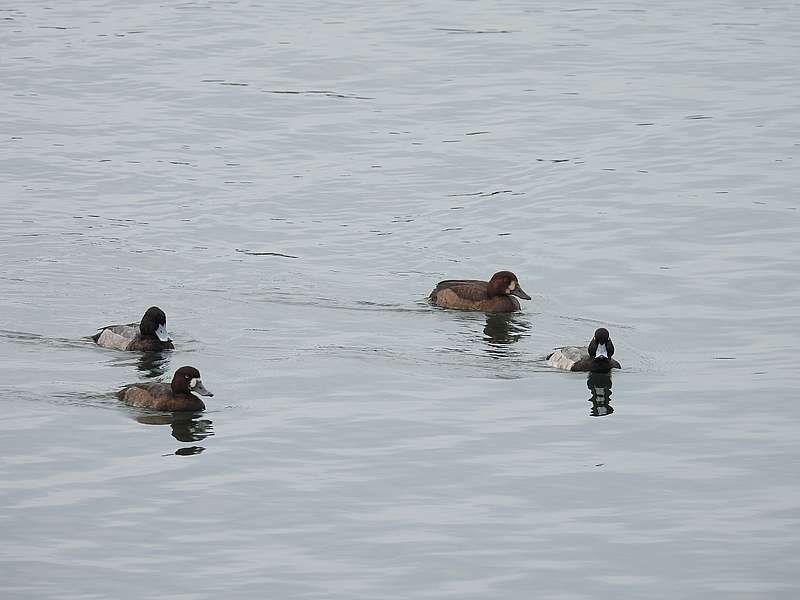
[[190, 378, 199, 389], [595, 343, 608, 359], [508, 280, 516, 292]]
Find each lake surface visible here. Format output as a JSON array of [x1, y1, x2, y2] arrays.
[[1, 1, 799, 598]]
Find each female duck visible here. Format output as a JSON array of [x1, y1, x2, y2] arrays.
[[429, 271, 531, 313], [546, 327, 621, 372], [117, 366, 214, 411], [92, 306, 174, 351]]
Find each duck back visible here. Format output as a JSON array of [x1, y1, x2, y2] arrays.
[[547, 347, 621, 372], [93, 324, 174, 351], [117, 383, 205, 411], [93, 324, 139, 350], [430, 280, 519, 312]]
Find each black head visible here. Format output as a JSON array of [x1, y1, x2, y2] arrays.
[[171, 366, 214, 397], [487, 271, 531, 300], [588, 327, 615, 359], [593, 328, 610, 344], [140, 306, 170, 342]]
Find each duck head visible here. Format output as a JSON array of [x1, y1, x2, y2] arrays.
[[588, 327, 615, 359], [140, 306, 171, 342], [487, 271, 531, 300], [171, 366, 214, 397]]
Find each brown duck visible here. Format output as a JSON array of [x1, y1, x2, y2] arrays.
[[429, 270, 531, 313], [117, 366, 214, 411]]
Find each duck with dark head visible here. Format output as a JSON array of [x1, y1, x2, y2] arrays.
[[93, 306, 174, 351], [117, 366, 214, 412], [429, 270, 531, 313], [546, 327, 621, 372]]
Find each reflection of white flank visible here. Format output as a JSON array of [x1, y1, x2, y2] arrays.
[[595, 343, 608, 358]]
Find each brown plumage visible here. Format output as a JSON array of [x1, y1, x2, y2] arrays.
[[429, 271, 531, 313], [117, 366, 213, 411]]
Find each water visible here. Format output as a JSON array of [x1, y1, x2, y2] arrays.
[[2, 1, 799, 598]]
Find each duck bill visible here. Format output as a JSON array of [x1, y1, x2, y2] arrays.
[[510, 286, 531, 300], [155, 323, 171, 342], [595, 343, 608, 359], [190, 378, 214, 397]]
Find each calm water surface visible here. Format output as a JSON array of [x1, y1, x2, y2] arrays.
[[1, 1, 799, 598]]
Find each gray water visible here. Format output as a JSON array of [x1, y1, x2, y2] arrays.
[[2, 1, 799, 598]]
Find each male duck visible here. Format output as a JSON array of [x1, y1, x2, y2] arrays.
[[546, 327, 621, 372], [429, 271, 531, 313], [117, 366, 213, 411], [93, 306, 174, 351]]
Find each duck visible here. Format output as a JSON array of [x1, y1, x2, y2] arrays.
[[92, 306, 174, 351], [546, 327, 621, 372], [117, 366, 214, 411], [429, 271, 531, 313]]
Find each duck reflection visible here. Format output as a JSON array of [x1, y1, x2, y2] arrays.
[[136, 351, 170, 379], [136, 412, 214, 452], [483, 313, 530, 346], [587, 372, 614, 416], [173, 446, 205, 456]]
